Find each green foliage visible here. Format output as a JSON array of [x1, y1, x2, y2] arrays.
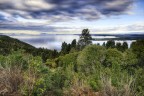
[[57, 52, 79, 72], [61, 42, 71, 55], [106, 40, 115, 48], [115, 42, 128, 52], [0, 55, 6, 68], [135, 68, 144, 95], [102, 42, 106, 47], [123, 49, 138, 74], [0, 50, 29, 70], [77, 45, 106, 75], [45, 59, 57, 68], [0, 35, 35, 55], [131, 40, 144, 67], [104, 48, 123, 68], [0, 35, 59, 63], [123, 49, 138, 66], [116, 42, 123, 52], [33, 70, 53, 96], [122, 42, 128, 51], [0, 34, 144, 96], [71, 39, 77, 49], [88, 74, 101, 91], [78, 29, 92, 50]]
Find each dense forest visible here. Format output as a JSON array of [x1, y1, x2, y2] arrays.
[[0, 29, 144, 96]]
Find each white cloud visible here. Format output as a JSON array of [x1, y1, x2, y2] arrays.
[[0, 30, 41, 35], [0, 0, 55, 11]]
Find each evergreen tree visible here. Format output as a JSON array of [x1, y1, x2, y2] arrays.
[[116, 42, 122, 52], [61, 42, 68, 55], [102, 42, 106, 47], [52, 49, 58, 58], [61, 42, 71, 55], [131, 40, 144, 67], [106, 40, 115, 48], [97, 43, 100, 46], [78, 29, 92, 50], [67, 44, 71, 53], [122, 42, 128, 52], [71, 39, 77, 49]]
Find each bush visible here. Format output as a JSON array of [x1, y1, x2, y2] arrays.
[[100, 73, 136, 96], [135, 68, 144, 95], [77, 45, 106, 75], [104, 48, 123, 68], [0, 63, 24, 96], [56, 52, 79, 72]]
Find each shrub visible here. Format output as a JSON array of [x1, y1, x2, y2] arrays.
[[0, 65, 23, 95], [77, 45, 106, 75], [135, 68, 144, 95], [104, 48, 123, 68], [56, 52, 79, 72], [100, 72, 136, 96]]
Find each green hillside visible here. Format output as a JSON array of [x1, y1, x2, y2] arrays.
[[0, 35, 35, 55], [0, 35, 59, 62]]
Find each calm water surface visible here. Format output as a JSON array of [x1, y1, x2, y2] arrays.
[[11, 35, 134, 50]]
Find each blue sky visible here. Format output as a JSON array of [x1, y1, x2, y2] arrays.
[[0, 0, 144, 35]]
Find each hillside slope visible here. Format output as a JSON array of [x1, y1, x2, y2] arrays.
[[0, 35, 58, 62], [0, 35, 36, 55], [0, 35, 36, 54]]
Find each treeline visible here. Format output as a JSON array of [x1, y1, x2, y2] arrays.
[[60, 29, 129, 55], [0, 29, 144, 96], [0, 30, 130, 62]]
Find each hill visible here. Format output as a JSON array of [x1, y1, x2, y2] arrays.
[[0, 35, 59, 62], [0, 35, 36, 55]]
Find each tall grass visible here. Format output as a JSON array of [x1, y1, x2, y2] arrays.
[[100, 74, 136, 96], [0, 66, 23, 95]]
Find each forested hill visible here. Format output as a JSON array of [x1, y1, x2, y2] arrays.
[[0, 35, 59, 61], [0, 35, 35, 54], [0, 35, 35, 48]]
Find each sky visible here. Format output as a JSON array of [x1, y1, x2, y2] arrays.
[[0, 0, 144, 35], [0, 0, 144, 50]]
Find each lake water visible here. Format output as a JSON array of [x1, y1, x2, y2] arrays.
[[11, 34, 135, 50]]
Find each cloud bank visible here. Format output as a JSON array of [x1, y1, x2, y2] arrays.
[[0, 0, 134, 21], [0, 0, 143, 35]]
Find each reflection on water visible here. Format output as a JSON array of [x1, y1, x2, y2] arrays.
[[11, 35, 134, 50], [92, 36, 117, 39], [12, 35, 79, 50]]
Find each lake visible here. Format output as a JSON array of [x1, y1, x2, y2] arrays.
[[11, 34, 143, 50]]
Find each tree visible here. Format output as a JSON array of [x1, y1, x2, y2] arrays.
[[52, 49, 58, 58], [67, 44, 71, 53], [78, 29, 92, 50], [102, 42, 106, 47], [61, 42, 71, 55], [106, 40, 115, 48], [97, 43, 100, 46], [71, 39, 77, 49], [122, 42, 128, 52], [116, 42, 122, 52], [131, 40, 144, 67], [61, 42, 68, 55], [123, 49, 138, 74], [104, 48, 123, 68]]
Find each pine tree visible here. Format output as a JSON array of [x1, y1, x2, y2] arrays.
[[122, 42, 128, 52], [78, 29, 92, 50], [106, 40, 115, 48], [71, 39, 77, 49], [61, 42, 68, 55]]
